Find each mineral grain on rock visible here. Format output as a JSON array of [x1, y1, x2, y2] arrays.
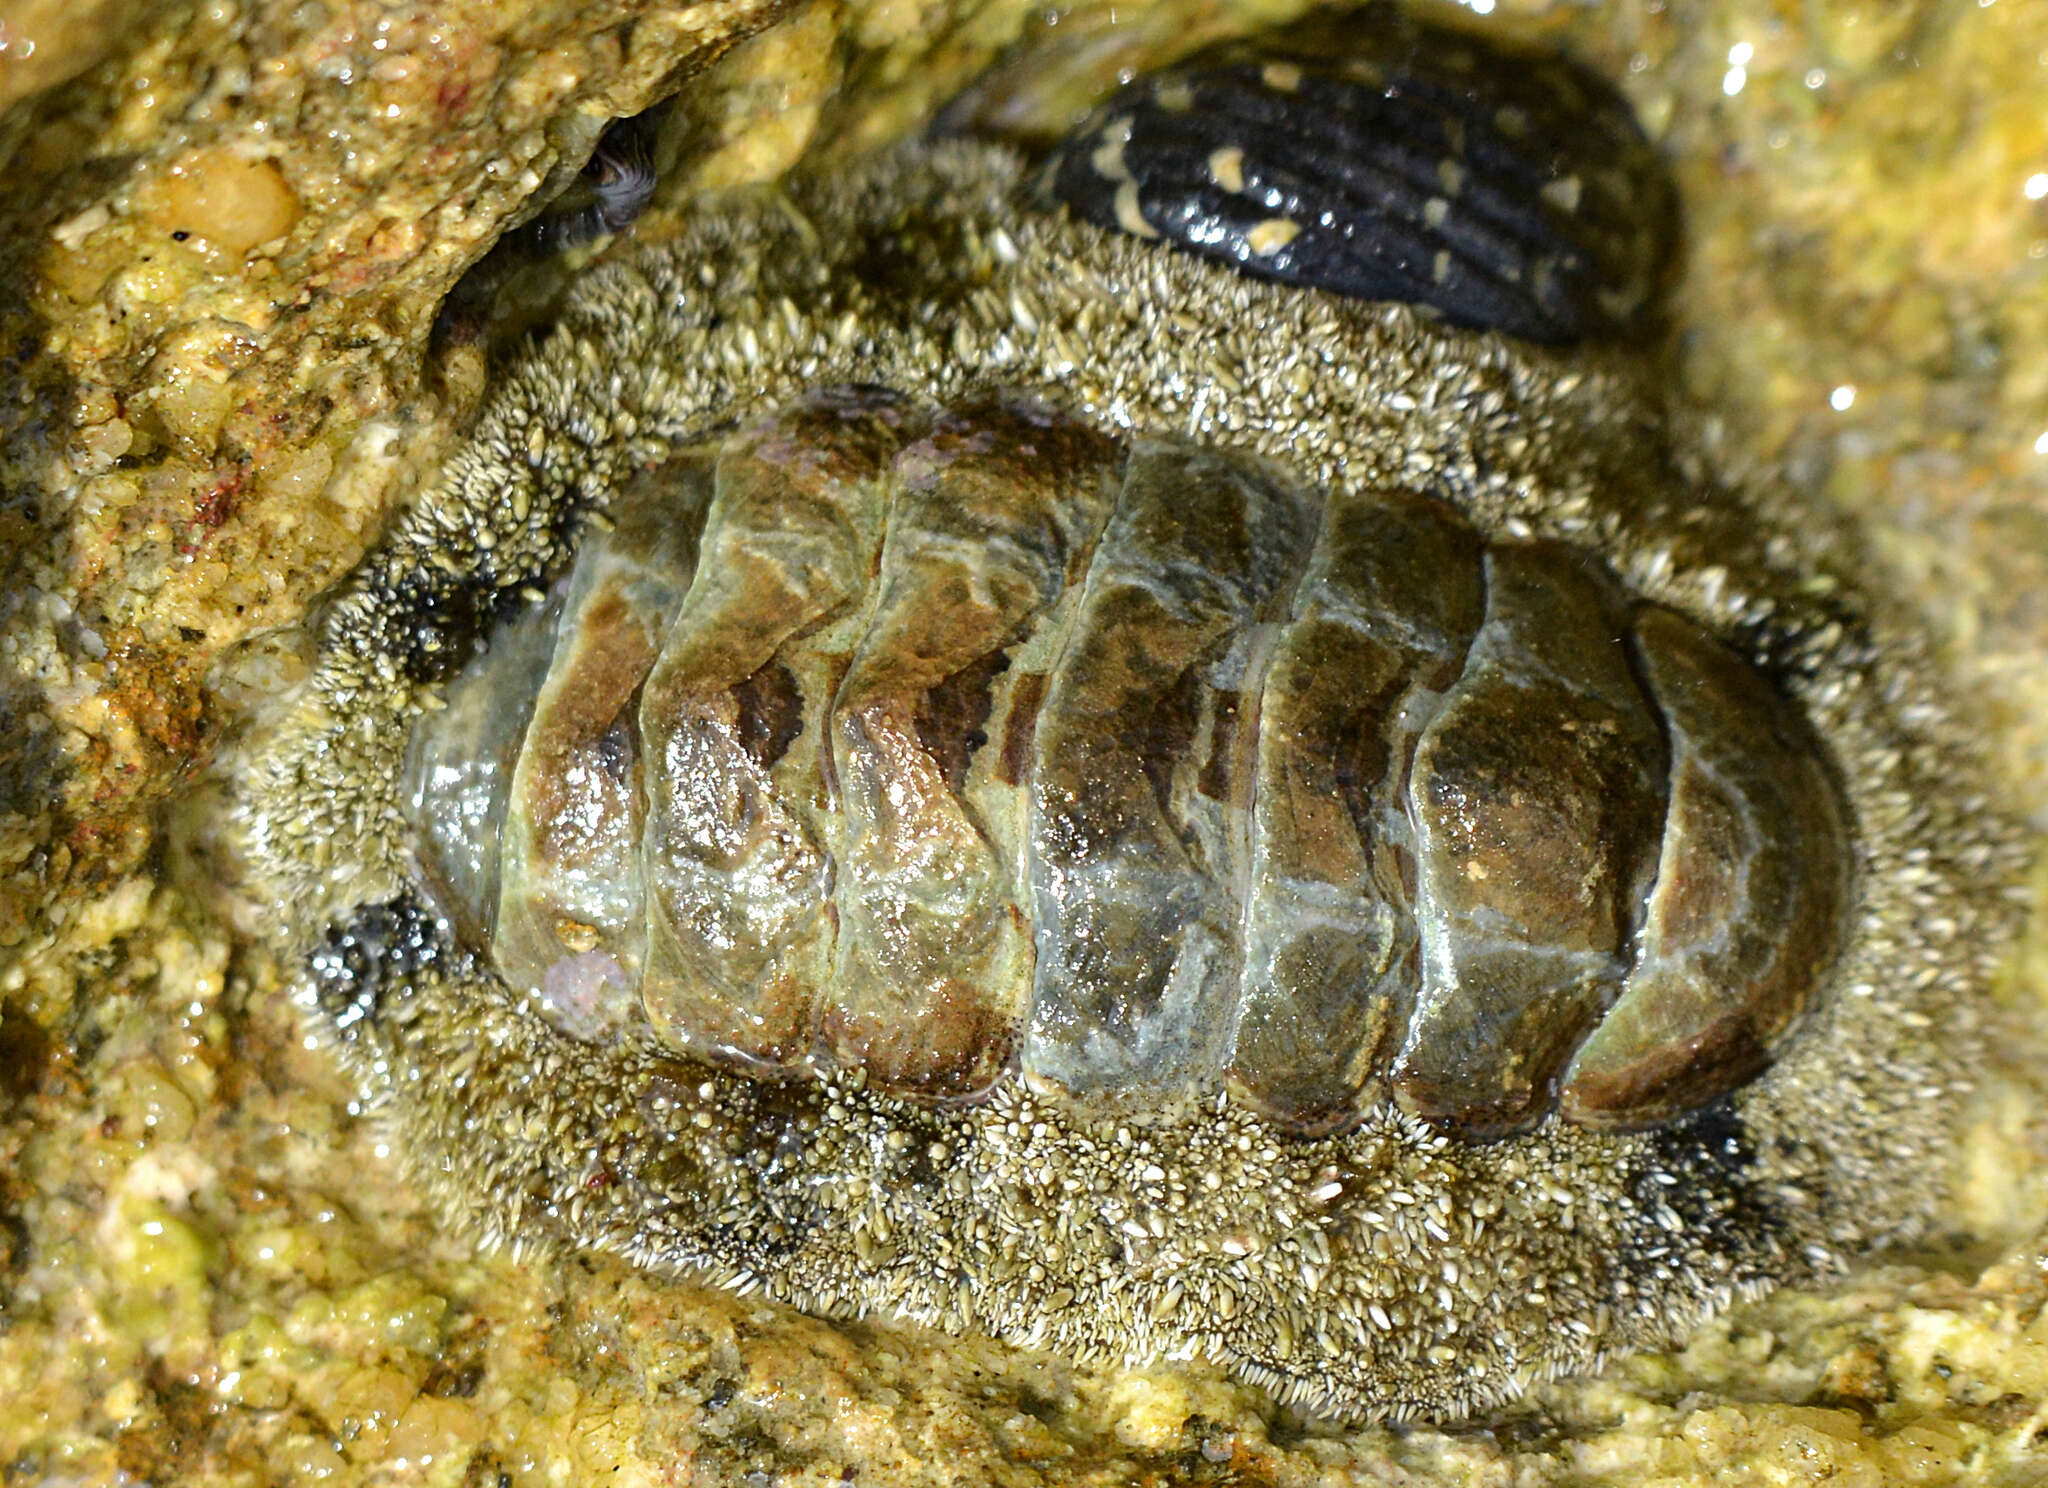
[[220, 7, 2022, 1420]]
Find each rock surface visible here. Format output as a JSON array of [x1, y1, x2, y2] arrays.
[[1, 0, 2044, 1482]]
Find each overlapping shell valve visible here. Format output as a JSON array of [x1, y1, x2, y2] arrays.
[[408, 382, 1851, 1140]]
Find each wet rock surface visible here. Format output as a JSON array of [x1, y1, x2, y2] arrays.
[[2, 0, 2045, 1482]]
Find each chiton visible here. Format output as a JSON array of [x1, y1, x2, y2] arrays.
[[226, 6, 2021, 1420]]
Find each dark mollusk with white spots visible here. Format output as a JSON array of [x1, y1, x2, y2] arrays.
[[1041, 5, 1676, 343]]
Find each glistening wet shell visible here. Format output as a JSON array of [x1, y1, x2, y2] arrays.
[[406, 386, 1851, 1140]]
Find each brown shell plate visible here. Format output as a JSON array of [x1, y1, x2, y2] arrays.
[[407, 386, 1850, 1139]]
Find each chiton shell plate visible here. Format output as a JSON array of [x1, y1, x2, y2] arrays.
[[404, 383, 1851, 1142], [225, 114, 2018, 1418]]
